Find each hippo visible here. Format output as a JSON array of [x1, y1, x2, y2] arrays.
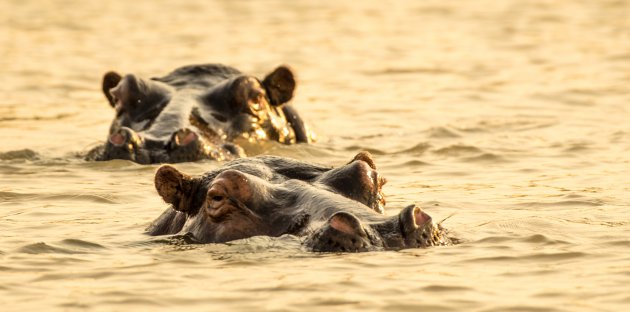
[[87, 63, 314, 163], [148, 152, 451, 252]]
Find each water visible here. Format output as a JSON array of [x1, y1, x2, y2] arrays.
[[1, 0, 629, 311]]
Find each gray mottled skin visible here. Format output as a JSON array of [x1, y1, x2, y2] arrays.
[[149, 152, 451, 252], [88, 64, 314, 164]]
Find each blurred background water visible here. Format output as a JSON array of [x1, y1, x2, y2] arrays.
[[1, 0, 629, 311]]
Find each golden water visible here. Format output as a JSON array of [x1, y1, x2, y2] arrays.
[[1, 0, 629, 311]]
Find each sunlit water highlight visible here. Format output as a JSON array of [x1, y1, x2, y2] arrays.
[[1, 0, 629, 311]]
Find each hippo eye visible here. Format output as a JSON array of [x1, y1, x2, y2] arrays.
[[211, 195, 224, 202]]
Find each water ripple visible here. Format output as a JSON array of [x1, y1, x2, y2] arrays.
[[60, 239, 106, 249], [343, 146, 387, 156], [34, 271, 114, 282], [0, 149, 39, 161], [422, 284, 472, 292], [18, 242, 86, 255], [424, 126, 461, 138], [516, 199, 604, 208], [462, 153, 508, 163], [482, 304, 565, 312], [464, 251, 589, 264], [433, 144, 483, 156], [392, 142, 431, 155], [364, 67, 454, 76], [0, 191, 119, 204]]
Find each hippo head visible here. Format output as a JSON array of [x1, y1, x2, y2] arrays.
[[153, 166, 295, 243], [95, 64, 313, 163], [150, 152, 451, 251]]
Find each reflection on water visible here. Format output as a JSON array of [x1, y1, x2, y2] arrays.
[[1, 0, 630, 311]]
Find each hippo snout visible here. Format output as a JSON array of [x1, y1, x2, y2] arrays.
[[108, 127, 142, 147], [305, 212, 375, 253], [397, 205, 450, 249], [103, 127, 150, 163], [166, 128, 237, 162], [165, 128, 214, 163]]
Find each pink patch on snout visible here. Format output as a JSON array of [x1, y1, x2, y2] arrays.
[[414, 208, 432, 226], [330, 217, 356, 235], [180, 132, 197, 145], [108, 133, 125, 145], [176, 131, 198, 146]]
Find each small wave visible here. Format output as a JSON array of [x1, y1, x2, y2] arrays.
[[462, 153, 508, 163], [474, 236, 516, 244], [0, 149, 39, 161], [343, 145, 387, 156], [433, 144, 483, 157], [463, 251, 588, 263], [0, 191, 34, 201], [58, 303, 90, 309], [79, 158, 143, 169], [393, 142, 431, 155], [34, 271, 115, 282], [0, 112, 76, 122], [364, 67, 453, 76], [421, 284, 472, 292], [60, 239, 106, 249], [562, 142, 592, 153], [382, 303, 457, 311], [0, 191, 119, 204], [18, 242, 86, 255], [532, 91, 595, 107], [524, 251, 590, 261], [610, 130, 629, 144], [94, 298, 163, 307], [516, 199, 604, 208], [483, 304, 565, 312], [424, 126, 461, 138], [603, 240, 630, 248], [396, 159, 432, 167], [454, 117, 557, 133], [47, 193, 120, 204], [519, 234, 570, 245]]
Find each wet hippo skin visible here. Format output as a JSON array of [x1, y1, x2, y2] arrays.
[[88, 64, 315, 163], [148, 152, 451, 252]]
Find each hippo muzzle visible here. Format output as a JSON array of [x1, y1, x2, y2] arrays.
[[147, 152, 453, 252], [102, 126, 244, 164]]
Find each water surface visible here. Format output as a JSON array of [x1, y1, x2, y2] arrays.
[[1, 0, 629, 311]]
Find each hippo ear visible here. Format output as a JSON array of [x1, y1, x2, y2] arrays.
[[399, 205, 432, 234], [349, 151, 376, 169], [262, 65, 296, 106], [154, 165, 195, 212], [329, 212, 367, 237], [102, 71, 122, 107]]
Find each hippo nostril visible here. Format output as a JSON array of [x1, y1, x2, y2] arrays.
[[108, 127, 143, 148], [173, 129, 198, 146], [207, 186, 228, 208], [108, 127, 136, 146], [109, 132, 126, 146]]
